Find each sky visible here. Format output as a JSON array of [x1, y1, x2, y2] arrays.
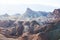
[[0, 0, 60, 15]]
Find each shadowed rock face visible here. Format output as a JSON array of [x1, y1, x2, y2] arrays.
[[23, 21, 30, 33], [22, 20, 41, 34], [0, 21, 24, 38], [29, 20, 40, 34], [0, 20, 15, 28], [16, 21, 24, 36]]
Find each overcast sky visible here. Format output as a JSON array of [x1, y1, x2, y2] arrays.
[[0, 0, 60, 15]]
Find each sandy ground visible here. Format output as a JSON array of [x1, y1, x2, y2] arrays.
[[0, 34, 18, 40]]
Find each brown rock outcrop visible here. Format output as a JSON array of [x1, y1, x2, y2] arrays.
[[18, 32, 48, 40]]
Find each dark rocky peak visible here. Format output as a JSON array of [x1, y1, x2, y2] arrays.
[[26, 8, 33, 13], [53, 9, 60, 15]]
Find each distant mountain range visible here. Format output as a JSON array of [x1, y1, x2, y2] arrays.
[[22, 8, 49, 19], [0, 8, 50, 20], [0, 13, 21, 20]]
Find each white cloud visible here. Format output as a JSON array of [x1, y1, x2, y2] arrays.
[[0, 0, 60, 7], [0, 0, 60, 15]]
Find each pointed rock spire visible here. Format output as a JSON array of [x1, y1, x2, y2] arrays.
[[26, 8, 33, 12]]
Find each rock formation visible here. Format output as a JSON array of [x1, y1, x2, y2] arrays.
[[0, 9, 60, 40]]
